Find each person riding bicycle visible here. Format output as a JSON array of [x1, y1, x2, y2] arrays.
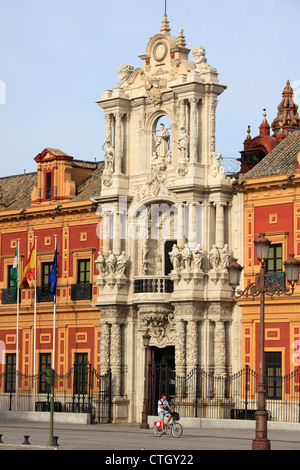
[[157, 393, 173, 434]]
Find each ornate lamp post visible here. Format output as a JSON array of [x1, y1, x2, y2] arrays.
[[140, 332, 151, 429], [227, 233, 300, 451]]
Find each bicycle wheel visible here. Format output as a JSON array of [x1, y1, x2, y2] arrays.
[[153, 424, 163, 437], [171, 422, 183, 438]]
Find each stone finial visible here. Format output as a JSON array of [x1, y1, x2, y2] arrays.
[[177, 29, 186, 47], [160, 13, 171, 35]]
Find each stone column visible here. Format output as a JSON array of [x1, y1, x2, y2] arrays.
[[115, 112, 123, 174], [100, 322, 111, 375], [186, 320, 198, 372], [188, 202, 197, 248], [214, 202, 227, 249], [113, 209, 122, 256], [175, 319, 186, 399], [214, 320, 226, 398], [102, 210, 112, 256], [110, 322, 122, 396], [105, 113, 112, 145], [189, 98, 198, 163], [176, 203, 185, 249]]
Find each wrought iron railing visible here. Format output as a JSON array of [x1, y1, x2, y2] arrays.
[[0, 363, 112, 424], [147, 360, 300, 423], [70, 283, 92, 301], [1, 288, 17, 304]]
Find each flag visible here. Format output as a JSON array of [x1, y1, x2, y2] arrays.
[[48, 249, 57, 299], [10, 248, 18, 299], [20, 245, 35, 289]]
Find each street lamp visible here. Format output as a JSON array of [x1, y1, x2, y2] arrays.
[[227, 233, 300, 451], [140, 332, 151, 429]]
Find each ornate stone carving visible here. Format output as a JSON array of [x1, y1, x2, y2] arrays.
[[220, 244, 231, 270], [146, 78, 163, 105], [139, 306, 174, 346], [117, 63, 134, 88]]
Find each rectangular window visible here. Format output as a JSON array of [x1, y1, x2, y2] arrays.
[[45, 173, 52, 200], [7, 265, 14, 288], [268, 244, 282, 272], [265, 351, 282, 399], [42, 262, 53, 287], [5, 354, 16, 393], [77, 259, 90, 284], [39, 353, 52, 393]]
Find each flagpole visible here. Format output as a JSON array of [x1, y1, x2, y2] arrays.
[[33, 236, 37, 410], [15, 238, 20, 410], [52, 235, 57, 369]]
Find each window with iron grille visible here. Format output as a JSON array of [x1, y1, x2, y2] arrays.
[[265, 351, 282, 399], [39, 353, 52, 393], [5, 354, 16, 393], [73, 353, 89, 395]]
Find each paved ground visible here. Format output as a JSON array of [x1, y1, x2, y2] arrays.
[[0, 419, 299, 455]]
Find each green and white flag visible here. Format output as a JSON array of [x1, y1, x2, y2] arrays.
[[10, 248, 18, 299]]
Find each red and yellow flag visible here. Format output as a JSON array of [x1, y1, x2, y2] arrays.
[[20, 245, 35, 289]]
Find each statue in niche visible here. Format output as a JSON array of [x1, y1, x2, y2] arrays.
[[116, 251, 128, 275], [152, 123, 171, 170], [221, 244, 231, 269], [169, 244, 181, 272], [193, 244, 203, 271], [209, 245, 220, 270], [95, 251, 106, 275], [181, 244, 192, 271], [177, 127, 190, 161], [103, 140, 114, 173], [106, 251, 117, 274]]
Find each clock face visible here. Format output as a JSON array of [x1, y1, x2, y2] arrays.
[[153, 41, 168, 62]]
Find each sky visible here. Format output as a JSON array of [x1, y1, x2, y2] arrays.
[[0, 0, 300, 178]]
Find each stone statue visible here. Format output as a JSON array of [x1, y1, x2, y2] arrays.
[[178, 127, 190, 161], [192, 46, 209, 71], [103, 140, 114, 173], [153, 123, 170, 159], [117, 63, 134, 88], [209, 245, 220, 270], [169, 244, 181, 272], [116, 251, 128, 275], [221, 244, 231, 269], [181, 244, 192, 271], [193, 244, 203, 271], [95, 251, 106, 275], [106, 251, 117, 274]]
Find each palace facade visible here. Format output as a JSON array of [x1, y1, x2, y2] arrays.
[[0, 148, 104, 382]]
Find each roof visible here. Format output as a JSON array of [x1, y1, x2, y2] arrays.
[[0, 160, 104, 211], [243, 129, 300, 180]]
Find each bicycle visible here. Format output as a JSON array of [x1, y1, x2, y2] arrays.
[[153, 413, 183, 438]]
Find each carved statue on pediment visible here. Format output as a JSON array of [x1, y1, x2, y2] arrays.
[[117, 63, 134, 88], [181, 244, 192, 271], [209, 245, 220, 270], [106, 251, 117, 274], [210, 150, 226, 179], [116, 251, 128, 275], [95, 251, 106, 275], [193, 244, 203, 271], [169, 244, 181, 272], [221, 244, 231, 270], [192, 46, 210, 72]]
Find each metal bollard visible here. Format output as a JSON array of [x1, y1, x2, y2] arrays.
[[22, 435, 30, 445], [52, 435, 59, 447]]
